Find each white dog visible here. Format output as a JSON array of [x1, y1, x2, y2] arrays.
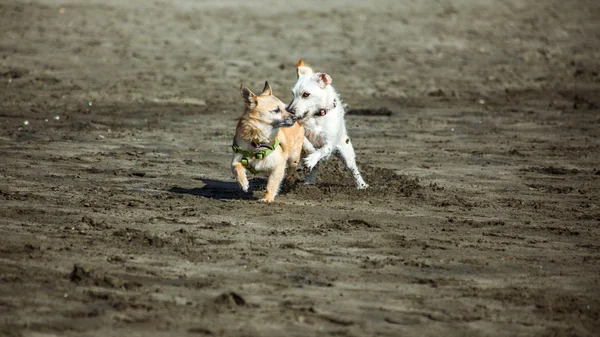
[[286, 60, 369, 189]]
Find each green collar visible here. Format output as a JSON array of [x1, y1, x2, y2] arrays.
[[232, 138, 281, 174]]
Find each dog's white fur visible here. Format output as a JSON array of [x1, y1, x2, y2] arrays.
[[286, 61, 368, 189]]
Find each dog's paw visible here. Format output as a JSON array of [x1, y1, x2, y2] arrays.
[[260, 196, 274, 203], [356, 179, 369, 189], [238, 180, 249, 193], [303, 179, 316, 185], [260, 191, 275, 203], [357, 182, 370, 190], [285, 176, 297, 186], [303, 153, 321, 171], [303, 170, 318, 185]]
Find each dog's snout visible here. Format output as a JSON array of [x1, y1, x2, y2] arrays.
[[286, 103, 296, 115], [284, 118, 295, 126]]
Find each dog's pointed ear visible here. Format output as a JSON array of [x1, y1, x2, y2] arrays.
[[296, 59, 313, 78], [240, 84, 257, 109], [314, 72, 332, 88], [260, 81, 272, 96]]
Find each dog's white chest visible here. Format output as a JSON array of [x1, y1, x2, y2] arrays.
[[304, 111, 344, 147], [303, 118, 326, 146], [249, 148, 283, 175], [305, 118, 325, 135]]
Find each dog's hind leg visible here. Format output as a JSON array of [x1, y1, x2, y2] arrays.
[[336, 139, 369, 189], [304, 161, 320, 185], [262, 165, 285, 203], [286, 148, 302, 186]]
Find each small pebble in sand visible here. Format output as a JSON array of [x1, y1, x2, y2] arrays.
[[55, 115, 60, 120], [23, 120, 29, 126]]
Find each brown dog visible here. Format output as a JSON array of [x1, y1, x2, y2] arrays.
[[231, 81, 304, 203]]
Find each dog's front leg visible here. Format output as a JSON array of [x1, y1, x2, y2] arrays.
[[301, 137, 323, 184], [302, 136, 317, 154], [232, 161, 249, 192], [304, 142, 333, 171], [262, 165, 285, 203]]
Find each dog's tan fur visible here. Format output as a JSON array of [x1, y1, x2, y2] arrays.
[[232, 82, 304, 203]]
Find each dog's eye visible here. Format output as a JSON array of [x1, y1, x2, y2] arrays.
[[302, 92, 310, 98], [272, 107, 280, 113]]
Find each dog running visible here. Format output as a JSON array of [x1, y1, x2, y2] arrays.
[[286, 60, 369, 189], [231, 81, 305, 203]]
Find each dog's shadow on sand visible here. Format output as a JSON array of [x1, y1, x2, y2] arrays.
[[168, 178, 266, 200]]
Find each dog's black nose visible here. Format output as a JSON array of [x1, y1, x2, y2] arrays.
[[283, 118, 295, 126], [286, 106, 296, 114]]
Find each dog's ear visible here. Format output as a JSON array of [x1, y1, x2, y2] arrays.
[[240, 84, 257, 109], [314, 72, 332, 88], [260, 81, 272, 96], [296, 59, 314, 78]]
